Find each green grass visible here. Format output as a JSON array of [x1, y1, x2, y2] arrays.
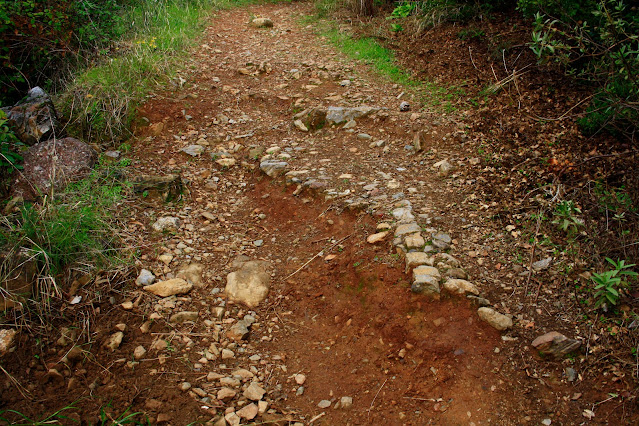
[[304, 17, 460, 110], [60, 0, 256, 145]]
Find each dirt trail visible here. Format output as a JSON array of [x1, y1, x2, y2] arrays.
[[2, 2, 632, 425]]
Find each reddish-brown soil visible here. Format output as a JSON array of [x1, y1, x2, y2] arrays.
[[2, 2, 638, 425]]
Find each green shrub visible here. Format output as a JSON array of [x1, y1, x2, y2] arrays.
[[525, 0, 639, 137]]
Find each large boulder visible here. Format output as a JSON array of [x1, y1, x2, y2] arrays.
[[2, 87, 61, 145], [225, 260, 270, 308], [13, 137, 97, 199]]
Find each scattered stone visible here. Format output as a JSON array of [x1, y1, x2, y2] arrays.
[[169, 311, 199, 323], [217, 387, 237, 401], [244, 382, 266, 401], [176, 263, 204, 287], [227, 320, 250, 341], [225, 412, 240, 426], [293, 119, 308, 132], [532, 257, 553, 272], [236, 403, 258, 420], [318, 400, 331, 409], [433, 160, 453, 177], [399, 101, 410, 112], [104, 332, 124, 351], [225, 260, 271, 308], [144, 278, 192, 297], [152, 217, 181, 232], [531, 332, 582, 358], [367, 231, 389, 244], [325, 106, 378, 124], [260, 160, 289, 177], [565, 367, 577, 382], [0, 329, 17, 356], [477, 308, 513, 331], [179, 382, 192, 392], [294, 374, 306, 385], [395, 222, 421, 237], [222, 349, 235, 359], [443, 279, 479, 295], [181, 145, 205, 157], [216, 158, 237, 167], [340, 79, 351, 86], [133, 345, 147, 360], [158, 254, 173, 265], [467, 295, 491, 307], [250, 17, 273, 28], [136, 269, 155, 286], [340, 396, 353, 409]]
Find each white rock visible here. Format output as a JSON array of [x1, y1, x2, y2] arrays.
[[478, 307, 513, 331], [225, 261, 270, 308], [443, 279, 479, 295], [152, 216, 181, 232], [294, 374, 306, 385], [136, 269, 155, 286]]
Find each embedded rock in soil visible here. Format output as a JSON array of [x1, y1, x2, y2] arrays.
[[136, 269, 155, 286], [144, 278, 193, 297], [181, 145, 205, 157], [237, 403, 258, 420], [177, 263, 204, 287], [218, 387, 237, 401], [392, 207, 415, 223], [431, 231, 452, 250], [405, 252, 432, 272], [293, 107, 327, 131], [169, 311, 199, 323], [2, 86, 61, 145], [152, 216, 181, 232], [443, 279, 479, 295], [366, 231, 389, 244], [339, 396, 353, 409], [13, 137, 97, 199], [0, 329, 17, 356], [227, 320, 250, 341], [395, 222, 421, 237], [404, 233, 425, 250], [413, 265, 441, 280], [244, 382, 266, 401], [133, 345, 147, 360], [399, 101, 410, 112], [225, 261, 270, 308], [325, 106, 379, 124], [477, 307, 513, 331], [260, 160, 289, 177], [531, 331, 582, 358], [412, 274, 440, 295], [318, 400, 331, 408], [434, 159, 453, 177], [250, 17, 273, 28], [104, 332, 124, 352]]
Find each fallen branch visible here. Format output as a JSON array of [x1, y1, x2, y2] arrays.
[[285, 234, 352, 280]]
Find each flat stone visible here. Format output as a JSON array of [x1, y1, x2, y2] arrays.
[[532, 332, 581, 358], [181, 145, 205, 157], [152, 217, 181, 232], [244, 382, 266, 401], [532, 257, 553, 272], [318, 400, 331, 409], [405, 252, 432, 272], [431, 231, 452, 249], [443, 279, 479, 295], [169, 311, 199, 323], [412, 274, 440, 295], [404, 233, 425, 250], [260, 160, 289, 178], [340, 396, 353, 409], [413, 265, 441, 280], [395, 223, 421, 237], [367, 231, 389, 244], [176, 263, 204, 287], [326, 106, 379, 124], [216, 158, 236, 167], [237, 403, 258, 420], [217, 387, 237, 401], [477, 308, 512, 331], [250, 17, 273, 28], [392, 207, 415, 222], [144, 279, 192, 297]]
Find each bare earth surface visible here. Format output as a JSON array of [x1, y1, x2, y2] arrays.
[[2, 2, 637, 425]]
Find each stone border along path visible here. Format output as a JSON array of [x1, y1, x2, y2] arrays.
[[259, 157, 514, 332]]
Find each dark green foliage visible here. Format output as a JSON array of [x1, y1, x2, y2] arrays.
[[525, 0, 639, 137], [0, 0, 128, 104]]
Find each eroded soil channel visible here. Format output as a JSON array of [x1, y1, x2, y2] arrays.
[[2, 2, 634, 425]]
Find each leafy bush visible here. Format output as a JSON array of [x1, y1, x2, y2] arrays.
[[592, 258, 637, 309], [524, 0, 639, 137]]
